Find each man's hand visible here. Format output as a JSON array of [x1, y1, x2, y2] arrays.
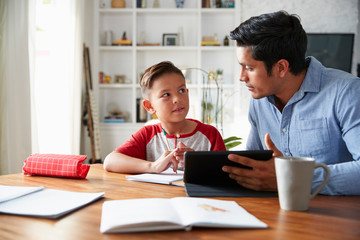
[[222, 133, 282, 191]]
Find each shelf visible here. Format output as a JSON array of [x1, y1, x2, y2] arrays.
[[93, 0, 240, 148], [201, 8, 236, 13], [136, 46, 198, 51], [99, 8, 133, 13], [99, 46, 133, 50], [99, 84, 133, 89], [136, 8, 199, 14], [100, 122, 145, 130], [98, 8, 236, 13], [201, 46, 236, 51]]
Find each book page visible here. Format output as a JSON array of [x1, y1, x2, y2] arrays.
[[171, 197, 267, 229], [0, 185, 44, 203], [100, 198, 184, 233], [0, 189, 104, 219], [126, 169, 184, 185]]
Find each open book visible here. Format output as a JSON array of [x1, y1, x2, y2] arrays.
[[126, 168, 184, 186], [100, 197, 267, 233], [0, 185, 104, 219]]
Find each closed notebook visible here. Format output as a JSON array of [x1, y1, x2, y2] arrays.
[[0, 185, 104, 219]]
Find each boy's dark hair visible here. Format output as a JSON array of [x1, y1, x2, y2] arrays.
[[140, 61, 184, 99], [230, 10, 307, 76]]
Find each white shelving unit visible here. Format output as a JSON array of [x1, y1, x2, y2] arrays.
[[93, 0, 240, 159]]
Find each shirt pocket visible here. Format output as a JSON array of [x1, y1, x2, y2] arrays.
[[293, 118, 330, 156]]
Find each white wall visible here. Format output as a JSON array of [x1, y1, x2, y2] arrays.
[[82, 0, 359, 154], [240, 0, 359, 75]]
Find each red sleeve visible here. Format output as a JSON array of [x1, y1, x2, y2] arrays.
[[210, 128, 226, 151], [115, 126, 152, 160], [196, 121, 226, 151]]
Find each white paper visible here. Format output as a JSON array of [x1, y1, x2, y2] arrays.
[[0, 185, 104, 219], [171, 197, 268, 229], [126, 169, 184, 185], [100, 198, 184, 233], [100, 197, 267, 233], [0, 185, 44, 203]]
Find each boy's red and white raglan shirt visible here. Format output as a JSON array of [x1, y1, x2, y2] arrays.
[[115, 119, 226, 161]]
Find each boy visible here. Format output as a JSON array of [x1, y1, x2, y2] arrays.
[[103, 61, 226, 174]]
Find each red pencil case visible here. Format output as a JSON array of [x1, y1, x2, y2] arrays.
[[23, 154, 90, 179]]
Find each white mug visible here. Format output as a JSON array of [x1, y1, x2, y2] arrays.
[[275, 157, 330, 211]]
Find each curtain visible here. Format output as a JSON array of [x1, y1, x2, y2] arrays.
[[31, 0, 84, 155], [0, 0, 84, 174], [0, 0, 33, 174]]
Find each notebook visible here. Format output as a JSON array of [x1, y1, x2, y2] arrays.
[[183, 150, 277, 197]]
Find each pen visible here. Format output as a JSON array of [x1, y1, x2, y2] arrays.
[[162, 129, 171, 151], [162, 129, 177, 173]]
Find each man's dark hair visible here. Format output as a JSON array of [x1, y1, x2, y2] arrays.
[[230, 11, 307, 75]]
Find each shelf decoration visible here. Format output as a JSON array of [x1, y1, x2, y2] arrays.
[[136, 98, 148, 123], [111, 0, 126, 8], [183, 67, 241, 149], [163, 33, 178, 46], [201, 35, 220, 46], [105, 104, 128, 123], [114, 75, 126, 84], [202, 0, 234, 8], [99, 72, 112, 84], [113, 40, 132, 46], [113, 31, 132, 46], [175, 0, 185, 8]]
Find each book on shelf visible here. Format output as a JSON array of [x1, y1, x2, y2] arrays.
[[99, 71, 104, 84], [100, 197, 267, 233], [104, 115, 126, 123], [0, 185, 104, 219], [136, 98, 148, 122], [113, 40, 132, 46], [201, 41, 220, 46]]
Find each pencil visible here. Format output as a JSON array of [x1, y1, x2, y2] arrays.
[[162, 129, 177, 173], [162, 129, 171, 151]]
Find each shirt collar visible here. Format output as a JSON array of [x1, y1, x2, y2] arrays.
[[300, 56, 322, 94], [266, 56, 322, 105]]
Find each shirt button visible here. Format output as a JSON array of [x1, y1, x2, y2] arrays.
[[282, 128, 287, 133]]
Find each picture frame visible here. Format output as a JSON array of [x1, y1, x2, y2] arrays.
[[162, 33, 178, 46], [114, 75, 125, 84]]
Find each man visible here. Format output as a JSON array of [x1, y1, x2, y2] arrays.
[[223, 11, 360, 195]]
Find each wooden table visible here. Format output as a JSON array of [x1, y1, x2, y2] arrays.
[[0, 164, 359, 240]]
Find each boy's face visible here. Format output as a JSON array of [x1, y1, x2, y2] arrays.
[[236, 47, 284, 99], [143, 73, 189, 124]]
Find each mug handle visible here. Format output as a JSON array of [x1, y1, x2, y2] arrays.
[[310, 163, 330, 199]]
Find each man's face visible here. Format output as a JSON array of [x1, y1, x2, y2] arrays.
[[236, 47, 283, 99]]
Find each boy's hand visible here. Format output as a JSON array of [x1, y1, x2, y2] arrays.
[[150, 149, 179, 173], [174, 142, 194, 168]]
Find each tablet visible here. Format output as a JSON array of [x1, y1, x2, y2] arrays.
[[184, 150, 273, 185]]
